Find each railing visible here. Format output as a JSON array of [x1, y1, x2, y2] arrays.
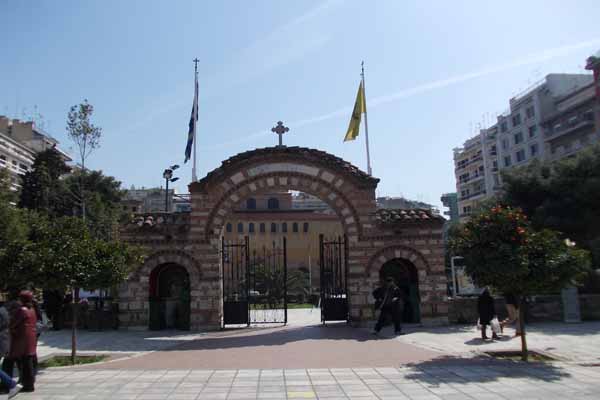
[[459, 190, 487, 201], [546, 116, 594, 138], [455, 155, 484, 171]]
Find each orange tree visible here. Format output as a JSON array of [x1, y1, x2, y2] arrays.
[[451, 205, 590, 360]]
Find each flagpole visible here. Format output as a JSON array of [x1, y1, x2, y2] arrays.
[[361, 61, 372, 176], [192, 59, 199, 182]]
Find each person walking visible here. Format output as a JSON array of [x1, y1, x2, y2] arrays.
[[477, 288, 499, 340], [501, 293, 522, 337], [0, 302, 21, 397], [8, 291, 38, 393], [372, 277, 404, 336]]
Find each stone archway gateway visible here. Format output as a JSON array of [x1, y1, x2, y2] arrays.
[[120, 146, 448, 330]]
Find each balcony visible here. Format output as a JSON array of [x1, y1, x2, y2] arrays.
[[546, 115, 595, 140], [459, 190, 487, 201], [458, 174, 485, 186], [455, 155, 484, 171]]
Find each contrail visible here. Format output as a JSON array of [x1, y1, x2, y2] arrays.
[[203, 38, 600, 150]]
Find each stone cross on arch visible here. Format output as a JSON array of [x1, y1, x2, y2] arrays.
[[271, 121, 289, 147]]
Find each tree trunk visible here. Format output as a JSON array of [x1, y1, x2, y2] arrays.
[[71, 288, 77, 365], [519, 296, 528, 361]]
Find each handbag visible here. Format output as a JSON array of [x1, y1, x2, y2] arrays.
[[491, 317, 501, 334]]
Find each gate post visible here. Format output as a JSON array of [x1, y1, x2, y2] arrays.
[[283, 237, 288, 325]]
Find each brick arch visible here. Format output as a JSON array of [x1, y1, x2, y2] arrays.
[[366, 245, 431, 278], [203, 172, 363, 243], [132, 250, 202, 283]]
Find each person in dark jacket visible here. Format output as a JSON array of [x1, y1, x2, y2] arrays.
[[477, 288, 499, 340], [9, 291, 38, 392], [372, 277, 404, 336]]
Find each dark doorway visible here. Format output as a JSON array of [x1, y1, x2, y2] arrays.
[[149, 264, 191, 330], [379, 258, 420, 323]]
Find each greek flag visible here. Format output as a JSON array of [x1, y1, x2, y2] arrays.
[[184, 75, 198, 163]]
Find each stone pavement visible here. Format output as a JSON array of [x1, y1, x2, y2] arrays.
[[24, 316, 600, 399], [12, 363, 600, 400], [395, 321, 600, 363]]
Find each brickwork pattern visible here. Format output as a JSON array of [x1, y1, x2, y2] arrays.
[[119, 147, 447, 330]]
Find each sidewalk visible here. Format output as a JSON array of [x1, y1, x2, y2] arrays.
[[14, 363, 600, 400], [395, 321, 600, 363]]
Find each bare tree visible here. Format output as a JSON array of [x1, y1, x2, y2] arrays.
[[66, 99, 102, 220]]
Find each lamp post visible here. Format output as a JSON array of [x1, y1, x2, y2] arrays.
[[163, 164, 180, 212]]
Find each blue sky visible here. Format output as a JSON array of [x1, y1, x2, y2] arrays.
[[1, 0, 599, 209]]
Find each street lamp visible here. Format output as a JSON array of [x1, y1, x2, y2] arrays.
[[163, 164, 180, 212]]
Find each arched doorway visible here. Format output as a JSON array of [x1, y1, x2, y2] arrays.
[[149, 264, 191, 330], [380, 258, 420, 323]]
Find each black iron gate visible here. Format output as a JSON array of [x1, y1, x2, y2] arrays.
[[222, 236, 250, 325], [248, 238, 288, 324], [319, 235, 349, 323], [222, 236, 288, 327]]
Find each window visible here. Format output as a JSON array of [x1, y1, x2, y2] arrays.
[[526, 106, 535, 119], [271, 223, 277, 233], [462, 206, 472, 215], [490, 145, 497, 155], [282, 222, 287, 233], [528, 125, 537, 138], [246, 198, 256, 209], [303, 222, 309, 233], [237, 223, 243, 233], [226, 223, 232, 233], [530, 143, 538, 157], [502, 139, 509, 150], [493, 174, 500, 186], [259, 223, 266, 233], [492, 160, 498, 171], [514, 132, 523, 145], [267, 198, 279, 210], [512, 113, 521, 126], [568, 116, 578, 126], [459, 173, 469, 183], [249, 223, 255, 233], [516, 149, 526, 162], [500, 122, 508, 132], [12, 160, 17, 166], [292, 222, 299, 233], [504, 155, 512, 167]]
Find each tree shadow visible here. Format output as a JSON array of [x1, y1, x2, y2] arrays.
[[403, 355, 571, 385], [168, 324, 374, 352]]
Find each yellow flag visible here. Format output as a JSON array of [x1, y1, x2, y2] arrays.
[[344, 81, 365, 141]]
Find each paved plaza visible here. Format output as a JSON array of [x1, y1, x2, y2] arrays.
[[13, 362, 600, 400], [12, 313, 599, 399]]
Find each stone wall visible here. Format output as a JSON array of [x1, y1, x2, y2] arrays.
[[119, 147, 448, 331], [448, 294, 600, 324]]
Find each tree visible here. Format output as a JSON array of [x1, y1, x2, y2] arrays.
[[67, 99, 102, 220], [26, 215, 143, 363], [0, 168, 17, 205], [62, 170, 125, 239], [0, 202, 39, 296], [18, 147, 70, 215], [502, 144, 600, 257], [451, 205, 590, 361]]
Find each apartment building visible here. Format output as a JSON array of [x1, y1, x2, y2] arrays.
[[453, 134, 486, 218], [454, 73, 596, 220], [542, 82, 599, 160], [0, 116, 71, 191]]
